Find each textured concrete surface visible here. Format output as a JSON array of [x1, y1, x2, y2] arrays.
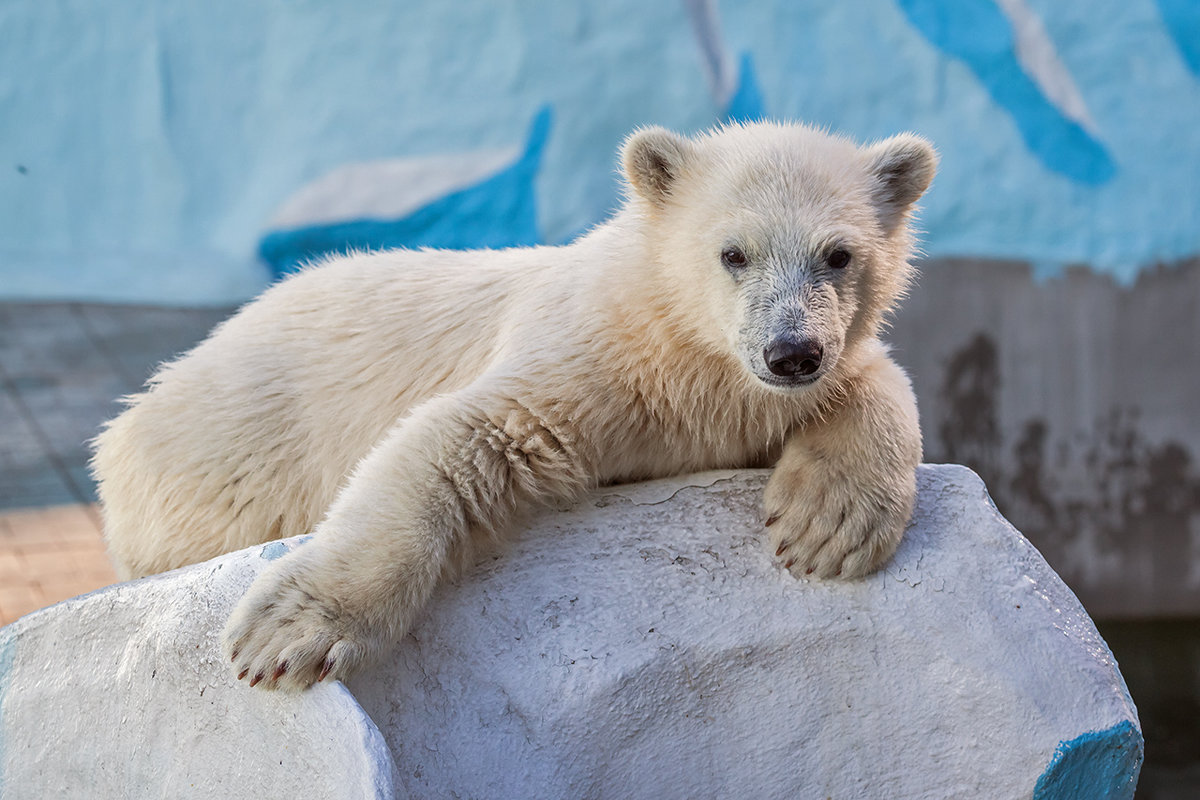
[[0, 533, 397, 799], [0, 465, 1142, 799]]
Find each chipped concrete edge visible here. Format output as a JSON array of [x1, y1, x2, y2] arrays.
[[590, 469, 756, 507]]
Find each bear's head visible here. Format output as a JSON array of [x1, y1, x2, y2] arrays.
[[621, 121, 936, 393]]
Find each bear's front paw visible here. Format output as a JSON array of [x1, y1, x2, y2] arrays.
[[764, 454, 915, 579], [223, 565, 374, 691]]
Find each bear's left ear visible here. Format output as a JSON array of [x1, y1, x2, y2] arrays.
[[863, 134, 938, 232], [621, 126, 694, 207]]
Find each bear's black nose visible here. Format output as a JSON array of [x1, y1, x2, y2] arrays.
[[764, 339, 823, 378]]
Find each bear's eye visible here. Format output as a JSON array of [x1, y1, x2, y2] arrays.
[[827, 249, 851, 269], [721, 246, 748, 270]]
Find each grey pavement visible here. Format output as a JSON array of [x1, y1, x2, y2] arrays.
[[0, 303, 234, 510]]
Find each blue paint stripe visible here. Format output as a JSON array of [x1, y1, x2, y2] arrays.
[[1033, 719, 1143, 800], [1156, 0, 1200, 76], [724, 52, 767, 122], [897, 0, 1115, 184], [261, 106, 552, 278]]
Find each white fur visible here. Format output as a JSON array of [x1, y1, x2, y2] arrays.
[[92, 121, 936, 690]]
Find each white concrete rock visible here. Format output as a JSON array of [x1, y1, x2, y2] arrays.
[[0, 465, 1141, 799], [0, 540, 397, 798]]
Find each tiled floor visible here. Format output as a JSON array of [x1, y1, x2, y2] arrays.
[[0, 503, 116, 625], [0, 302, 232, 625], [0, 302, 232, 509]]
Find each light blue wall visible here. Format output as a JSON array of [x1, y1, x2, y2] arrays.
[[2, 0, 1198, 304]]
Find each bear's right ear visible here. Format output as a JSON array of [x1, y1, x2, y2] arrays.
[[863, 134, 938, 233], [621, 127, 693, 207]]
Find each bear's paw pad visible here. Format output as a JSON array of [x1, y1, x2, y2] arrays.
[[223, 575, 369, 691]]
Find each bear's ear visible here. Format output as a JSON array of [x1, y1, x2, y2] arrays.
[[621, 126, 694, 207], [863, 134, 938, 232]]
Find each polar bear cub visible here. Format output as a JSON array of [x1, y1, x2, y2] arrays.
[[92, 121, 936, 690]]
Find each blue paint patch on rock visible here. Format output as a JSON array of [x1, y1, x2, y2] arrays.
[[1033, 720, 1143, 800], [260, 107, 552, 278], [260, 541, 290, 561]]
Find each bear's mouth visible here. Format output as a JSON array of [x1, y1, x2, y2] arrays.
[[756, 372, 822, 390]]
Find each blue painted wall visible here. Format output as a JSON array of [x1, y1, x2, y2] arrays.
[[2, 0, 1198, 303], [259, 106, 553, 277]]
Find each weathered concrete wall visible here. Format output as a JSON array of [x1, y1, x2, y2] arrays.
[[891, 257, 1200, 618], [0, 466, 1143, 798]]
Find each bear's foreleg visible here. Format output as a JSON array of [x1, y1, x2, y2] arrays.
[[764, 354, 922, 579], [222, 389, 588, 691]]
